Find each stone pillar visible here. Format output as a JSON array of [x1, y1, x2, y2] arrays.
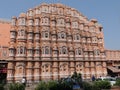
[[85, 62, 90, 79], [96, 62, 102, 78], [7, 62, 14, 83], [26, 62, 33, 84], [34, 62, 40, 83], [52, 62, 58, 80], [102, 62, 107, 76], [70, 61, 75, 75], [90, 62, 96, 77]]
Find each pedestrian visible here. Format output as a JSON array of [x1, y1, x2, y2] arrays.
[[92, 75, 95, 81], [21, 77, 26, 86]]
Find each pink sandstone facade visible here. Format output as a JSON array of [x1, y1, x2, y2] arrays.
[[0, 20, 10, 82], [6, 3, 107, 83], [106, 50, 120, 76], [0, 20, 10, 60]]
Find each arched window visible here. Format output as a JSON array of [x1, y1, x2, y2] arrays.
[[78, 49, 82, 55], [41, 17, 49, 25], [61, 34, 64, 39], [28, 32, 33, 38], [58, 32, 66, 39], [11, 19, 16, 26], [59, 64, 68, 72], [45, 47, 50, 54], [89, 27, 94, 32], [72, 21, 78, 28], [35, 19, 39, 25], [75, 48, 82, 55], [62, 32, 66, 39], [35, 9, 39, 14], [45, 32, 49, 38], [9, 49, 14, 56], [29, 10, 33, 16], [76, 34, 80, 40], [42, 64, 51, 73], [20, 46, 26, 54], [18, 18, 26, 26], [62, 47, 67, 54], [45, 18, 49, 24], [21, 30, 24, 36], [42, 46, 50, 55], [20, 47, 23, 54], [35, 50, 40, 54], [21, 18, 26, 25], [58, 32, 61, 39], [17, 46, 26, 55], [18, 30, 26, 37], [57, 18, 64, 26], [73, 34, 80, 41], [42, 31, 49, 38], [94, 49, 100, 56], [28, 49, 33, 55], [10, 31, 16, 38], [28, 19, 33, 26]]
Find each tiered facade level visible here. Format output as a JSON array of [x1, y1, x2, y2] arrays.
[[7, 3, 107, 83], [0, 20, 10, 60], [106, 50, 120, 73]]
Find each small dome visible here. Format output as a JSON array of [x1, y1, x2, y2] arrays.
[[79, 20, 84, 24], [12, 16, 17, 19], [19, 13, 26, 18], [41, 3, 48, 6], [28, 8, 32, 11], [56, 3, 65, 7], [97, 24, 103, 29], [90, 19, 98, 23], [34, 6, 39, 9]]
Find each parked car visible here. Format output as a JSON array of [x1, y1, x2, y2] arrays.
[[97, 76, 116, 86]]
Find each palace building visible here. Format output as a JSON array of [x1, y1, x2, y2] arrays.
[[7, 3, 107, 83], [106, 50, 120, 76], [0, 19, 10, 83]]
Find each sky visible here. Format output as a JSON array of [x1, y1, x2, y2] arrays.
[[0, 0, 120, 50]]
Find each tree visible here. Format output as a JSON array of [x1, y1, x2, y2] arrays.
[[8, 83, 25, 90], [47, 81, 58, 90], [58, 80, 73, 90], [94, 80, 111, 89], [71, 71, 83, 87], [115, 78, 120, 86], [35, 81, 48, 90]]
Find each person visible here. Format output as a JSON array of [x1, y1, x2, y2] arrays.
[[21, 77, 26, 86], [92, 75, 95, 81]]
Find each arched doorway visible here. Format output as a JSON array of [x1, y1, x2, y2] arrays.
[[0, 60, 7, 84]]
